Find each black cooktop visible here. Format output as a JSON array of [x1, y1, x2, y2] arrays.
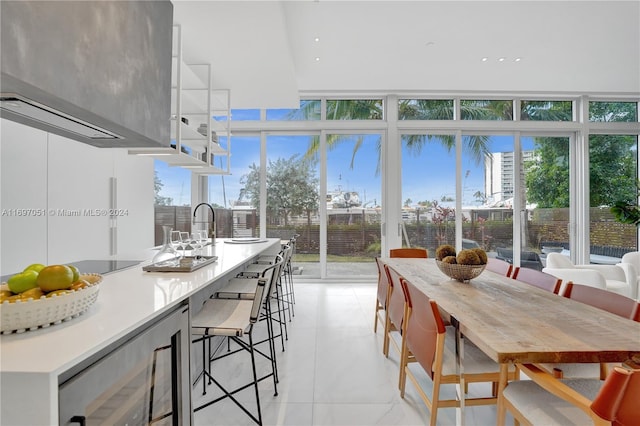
[[68, 259, 143, 275]]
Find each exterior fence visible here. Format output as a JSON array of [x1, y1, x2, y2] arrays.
[[154, 206, 256, 245], [154, 206, 636, 257]]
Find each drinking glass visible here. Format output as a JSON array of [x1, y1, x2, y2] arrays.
[[179, 231, 190, 259], [169, 230, 183, 264], [190, 232, 203, 262], [200, 229, 209, 247], [198, 230, 208, 260], [200, 229, 209, 248]]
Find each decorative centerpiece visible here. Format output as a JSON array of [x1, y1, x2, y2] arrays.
[[435, 244, 487, 282], [0, 263, 102, 333]]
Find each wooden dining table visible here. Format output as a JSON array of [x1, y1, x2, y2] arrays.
[[382, 257, 640, 426]]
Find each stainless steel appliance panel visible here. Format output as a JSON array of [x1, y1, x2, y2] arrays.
[[58, 304, 191, 425]]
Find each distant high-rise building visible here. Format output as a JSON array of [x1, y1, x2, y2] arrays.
[[484, 151, 535, 206]]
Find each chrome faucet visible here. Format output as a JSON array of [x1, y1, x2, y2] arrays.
[[193, 203, 216, 240]]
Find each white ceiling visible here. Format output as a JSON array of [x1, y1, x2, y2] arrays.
[[173, 1, 640, 109]]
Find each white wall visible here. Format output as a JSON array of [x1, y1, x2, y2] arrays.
[[0, 119, 154, 275]]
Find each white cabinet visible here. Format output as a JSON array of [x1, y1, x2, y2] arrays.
[[0, 120, 48, 274], [130, 25, 231, 175], [0, 119, 154, 275]]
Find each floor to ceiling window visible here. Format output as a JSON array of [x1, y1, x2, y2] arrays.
[[325, 133, 381, 278], [523, 135, 571, 268], [265, 134, 320, 276], [208, 135, 261, 238], [462, 134, 517, 264], [516, 100, 574, 267], [153, 160, 192, 245], [588, 133, 638, 259], [153, 95, 639, 279], [587, 101, 639, 258], [400, 133, 456, 254]]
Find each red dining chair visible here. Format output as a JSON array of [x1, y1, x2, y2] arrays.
[[398, 277, 518, 426], [541, 282, 640, 380], [504, 357, 640, 426], [374, 257, 390, 333], [512, 266, 562, 294], [376, 248, 427, 350], [383, 264, 407, 358], [389, 247, 428, 259], [485, 257, 514, 277], [563, 282, 640, 322]]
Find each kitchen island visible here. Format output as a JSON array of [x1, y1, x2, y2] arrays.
[[0, 238, 281, 425]]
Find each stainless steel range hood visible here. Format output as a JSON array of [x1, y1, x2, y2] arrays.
[[0, 94, 122, 140], [0, 1, 173, 148]]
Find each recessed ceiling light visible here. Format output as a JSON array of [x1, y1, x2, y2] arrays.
[[314, 37, 320, 42], [498, 57, 505, 62], [514, 57, 522, 62], [315, 57, 320, 62], [481, 57, 488, 62]]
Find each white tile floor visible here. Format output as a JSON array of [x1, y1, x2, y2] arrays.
[[193, 281, 511, 426]]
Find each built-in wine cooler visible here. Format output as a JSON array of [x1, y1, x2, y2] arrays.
[[58, 304, 191, 425]]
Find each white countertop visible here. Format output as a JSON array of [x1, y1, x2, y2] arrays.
[[0, 238, 280, 381]]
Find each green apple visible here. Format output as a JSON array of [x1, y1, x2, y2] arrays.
[[23, 263, 46, 273], [7, 270, 39, 294], [67, 265, 80, 282]]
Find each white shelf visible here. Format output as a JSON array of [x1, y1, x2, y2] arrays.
[[171, 57, 207, 90], [191, 164, 226, 175], [208, 142, 228, 155], [172, 89, 208, 115], [171, 119, 206, 141], [127, 148, 223, 172], [172, 114, 229, 137], [131, 25, 231, 175]]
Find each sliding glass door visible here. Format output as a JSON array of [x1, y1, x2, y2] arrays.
[[266, 134, 320, 277], [325, 133, 382, 278], [461, 135, 516, 263], [522, 135, 570, 269], [588, 134, 638, 260], [209, 96, 638, 282], [399, 133, 456, 253], [398, 132, 578, 272]]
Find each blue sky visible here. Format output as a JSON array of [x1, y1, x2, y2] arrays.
[[156, 134, 534, 208]]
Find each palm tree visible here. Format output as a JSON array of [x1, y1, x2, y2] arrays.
[[287, 98, 575, 172], [286, 100, 383, 169], [288, 99, 495, 171]]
